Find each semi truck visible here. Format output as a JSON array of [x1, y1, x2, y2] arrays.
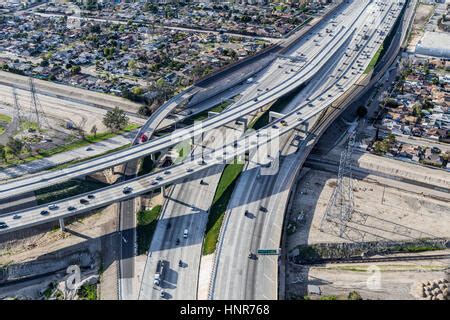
[[154, 260, 166, 286]]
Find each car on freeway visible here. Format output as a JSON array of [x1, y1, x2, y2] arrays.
[[40, 210, 50, 216], [80, 199, 89, 205], [248, 252, 258, 260], [13, 214, 21, 219], [87, 194, 95, 199], [86, 147, 94, 151], [48, 204, 59, 210], [259, 206, 268, 213], [160, 291, 166, 299], [164, 170, 171, 175], [68, 206, 76, 212], [183, 229, 189, 239], [280, 120, 288, 127], [186, 168, 193, 173], [151, 180, 158, 186], [156, 176, 163, 181], [272, 124, 279, 129], [123, 186, 133, 194], [0, 222, 8, 229]]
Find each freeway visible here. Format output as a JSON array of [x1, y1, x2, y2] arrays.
[[0, 0, 403, 234], [135, 2, 352, 299], [0, 0, 378, 199], [210, 0, 408, 299]]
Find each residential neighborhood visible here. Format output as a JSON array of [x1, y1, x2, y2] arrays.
[[0, 10, 270, 110]]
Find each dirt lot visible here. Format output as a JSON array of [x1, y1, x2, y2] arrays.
[[406, 4, 435, 52], [287, 251, 450, 300], [0, 83, 145, 136], [0, 204, 118, 299], [287, 168, 450, 247], [284, 164, 450, 300]]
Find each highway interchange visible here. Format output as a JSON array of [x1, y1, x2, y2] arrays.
[[0, 0, 411, 301], [0, 0, 390, 199]]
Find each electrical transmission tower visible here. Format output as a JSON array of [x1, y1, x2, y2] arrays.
[[12, 88, 25, 124], [28, 77, 50, 131], [320, 130, 356, 238]]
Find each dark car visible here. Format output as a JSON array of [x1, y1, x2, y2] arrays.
[[87, 194, 95, 199], [68, 206, 76, 212], [123, 186, 133, 194], [40, 210, 50, 216], [0, 222, 8, 229], [80, 199, 89, 205]]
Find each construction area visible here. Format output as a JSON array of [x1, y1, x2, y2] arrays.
[[283, 125, 450, 300]]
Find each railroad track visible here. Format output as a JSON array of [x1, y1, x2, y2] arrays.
[[295, 253, 450, 266]]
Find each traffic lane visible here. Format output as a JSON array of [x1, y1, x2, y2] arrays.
[[0, 8, 365, 198], [0, 6, 400, 230]]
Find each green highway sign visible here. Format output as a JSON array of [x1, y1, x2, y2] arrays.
[[257, 249, 280, 256]]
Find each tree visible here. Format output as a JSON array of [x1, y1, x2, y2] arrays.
[[348, 291, 362, 300], [90, 125, 97, 137], [7, 137, 24, 158], [70, 65, 81, 75], [412, 103, 422, 117], [373, 140, 388, 155], [0, 145, 6, 163], [131, 86, 143, 96], [356, 105, 368, 118], [40, 59, 49, 67], [102, 107, 129, 133]]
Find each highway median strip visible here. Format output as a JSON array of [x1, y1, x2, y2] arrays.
[[203, 160, 244, 255], [137, 205, 162, 255]]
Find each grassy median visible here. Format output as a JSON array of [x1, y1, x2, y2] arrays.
[[137, 205, 162, 255], [364, 44, 384, 74], [202, 161, 244, 255]]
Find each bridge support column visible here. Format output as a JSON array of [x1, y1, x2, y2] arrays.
[[294, 122, 309, 136], [236, 117, 248, 131], [161, 186, 166, 198], [59, 218, 65, 232], [191, 132, 204, 160], [269, 111, 284, 123]]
